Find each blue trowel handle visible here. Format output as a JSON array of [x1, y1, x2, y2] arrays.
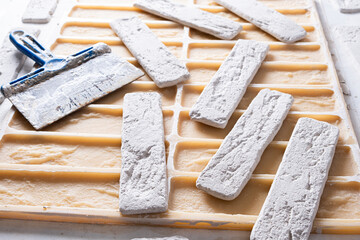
[[9, 30, 54, 66]]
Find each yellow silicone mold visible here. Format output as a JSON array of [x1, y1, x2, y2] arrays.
[[0, 0, 359, 235]]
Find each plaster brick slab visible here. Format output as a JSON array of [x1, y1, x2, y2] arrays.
[[338, 0, 360, 13], [215, 0, 306, 43], [134, 0, 242, 40], [111, 17, 189, 88], [250, 117, 339, 240], [120, 92, 168, 215], [190, 40, 269, 129], [22, 0, 58, 23], [196, 89, 293, 200]]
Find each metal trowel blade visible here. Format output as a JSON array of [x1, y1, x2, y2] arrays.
[[7, 44, 143, 130]]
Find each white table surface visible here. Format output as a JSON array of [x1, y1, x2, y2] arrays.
[[316, 0, 360, 141], [0, 0, 359, 239]]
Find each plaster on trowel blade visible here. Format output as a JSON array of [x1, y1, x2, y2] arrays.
[[6, 43, 144, 130]]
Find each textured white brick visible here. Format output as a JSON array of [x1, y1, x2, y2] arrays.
[[196, 89, 293, 200], [132, 236, 188, 240], [215, 0, 306, 43], [134, 0, 242, 40], [190, 40, 269, 129], [0, 28, 40, 86], [111, 17, 189, 88], [251, 117, 339, 240], [22, 0, 58, 23], [120, 92, 168, 215], [338, 0, 360, 13]]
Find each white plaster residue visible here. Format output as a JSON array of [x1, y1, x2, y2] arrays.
[[333, 26, 360, 68], [8, 43, 143, 129]]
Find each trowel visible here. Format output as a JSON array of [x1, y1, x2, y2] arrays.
[[0, 30, 144, 130]]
